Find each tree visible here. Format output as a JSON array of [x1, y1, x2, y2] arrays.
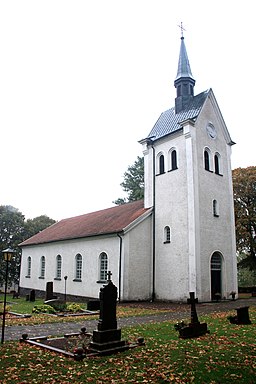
[[233, 166, 256, 270], [0, 206, 56, 287], [24, 215, 56, 239], [0, 205, 26, 287], [113, 156, 144, 205]]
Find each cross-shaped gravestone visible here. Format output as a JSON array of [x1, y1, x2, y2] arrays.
[[187, 292, 199, 324], [178, 291, 209, 338], [107, 270, 112, 281]]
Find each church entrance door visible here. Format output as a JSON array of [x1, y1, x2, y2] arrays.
[[210, 252, 222, 300]]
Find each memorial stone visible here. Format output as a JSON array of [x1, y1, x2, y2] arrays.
[[228, 306, 251, 324], [89, 271, 128, 354], [178, 292, 209, 338], [45, 282, 56, 301], [29, 289, 35, 302]]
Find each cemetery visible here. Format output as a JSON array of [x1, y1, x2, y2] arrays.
[[0, 273, 255, 381], [20, 272, 145, 360]]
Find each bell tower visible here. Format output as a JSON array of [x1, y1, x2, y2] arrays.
[[140, 29, 237, 302]]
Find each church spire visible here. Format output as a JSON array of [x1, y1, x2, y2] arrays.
[[174, 24, 195, 114]]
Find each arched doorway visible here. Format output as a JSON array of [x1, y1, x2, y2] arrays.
[[211, 252, 222, 300]]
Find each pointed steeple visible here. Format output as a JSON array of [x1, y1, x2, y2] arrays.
[[174, 31, 195, 114]]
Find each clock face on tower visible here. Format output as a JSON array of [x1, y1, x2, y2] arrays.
[[206, 123, 217, 139]]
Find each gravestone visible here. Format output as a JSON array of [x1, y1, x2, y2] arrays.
[[87, 300, 100, 311], [45, 282, 57, 301], [178, 292, 209, 339], [229, 306, 251, 324], [29, 289, 35, 302], [12, 291, 19, 299], [89, 271, 128, 354]]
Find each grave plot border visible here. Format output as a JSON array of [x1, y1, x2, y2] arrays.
[[20, 331, 145, 360]]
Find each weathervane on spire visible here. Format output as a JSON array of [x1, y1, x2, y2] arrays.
[[178, 22, 186, 38]]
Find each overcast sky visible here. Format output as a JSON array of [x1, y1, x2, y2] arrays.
[[0, 1, 255, 221]]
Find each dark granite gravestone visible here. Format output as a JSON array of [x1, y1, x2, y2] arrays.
[[178, 292, 209, 339], [29, 289, 35, 302], [89, 271, 129, 354], [45, 282, 57, 301], [87, 300, 100, 311], [228, 306, 251, 324]]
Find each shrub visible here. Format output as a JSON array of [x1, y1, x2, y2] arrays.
[[32, 304, 56, 314], [66, 303, 83, 313], [49, 301, 67, 312]]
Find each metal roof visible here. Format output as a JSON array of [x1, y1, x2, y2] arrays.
[[147, 90, 209, 141], [175, 36, 194, 81]]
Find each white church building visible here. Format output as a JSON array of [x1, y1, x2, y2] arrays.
[[19, 35, 238, 302]]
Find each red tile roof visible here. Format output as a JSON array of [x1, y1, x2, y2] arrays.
[[20, 200, 150, 246]]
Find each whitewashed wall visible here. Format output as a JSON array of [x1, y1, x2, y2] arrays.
[[153, 132, 190, 301], [122, 214, 152, 301], [194, 94, 237, 301], [20, 235, 121, 299], [19, 215, 153, 301]]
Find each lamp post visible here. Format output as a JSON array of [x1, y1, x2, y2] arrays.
[[1, 248, 14, 344], [64, 276, 68, 302]]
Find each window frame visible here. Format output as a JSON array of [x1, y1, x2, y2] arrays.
[[159, 154, 165, 174], [39, 256, 45, 279], [211, 253, 222, 270], [168, 148, 178, 171], [204, 148, 211, 171], [55, 254, 62, 280], [98, 252, 108, 282], [214, 152, 222, 175], [26, 256, 31, 278], [213, 199, 219, 217], [164, 226, 171, 244], [74, 253, 82, 281]]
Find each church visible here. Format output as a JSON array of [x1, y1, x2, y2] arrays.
[[19, 34, 238, 302]]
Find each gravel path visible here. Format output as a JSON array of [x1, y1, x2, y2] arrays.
[[4, 297, 256, 341]]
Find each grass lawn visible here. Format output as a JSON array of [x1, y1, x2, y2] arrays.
[[0, 307, 255, 383]]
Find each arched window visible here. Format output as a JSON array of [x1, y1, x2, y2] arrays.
[[164, 226, 171, 243], [171, 150, 178, 170], [214, 153, 221, 175], [56, 255, 62, 279], [156, 152, 165, 175], [40, 256, 45, 278], [204, 149, 210, 171], [26, 256, 31, 278], [213, 199, 219, 217], [168, 148, 178, 171], [159, 154, 165, 174], [99, 252, 108, 281], [75, 254, 82, 280]]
